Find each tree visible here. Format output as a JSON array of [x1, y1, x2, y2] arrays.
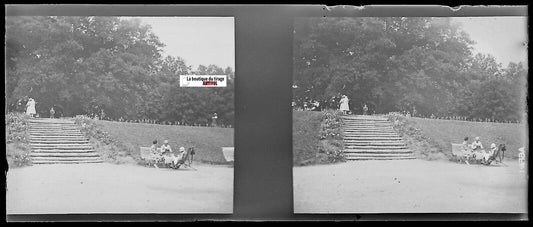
[[6, 16, 164, 118]]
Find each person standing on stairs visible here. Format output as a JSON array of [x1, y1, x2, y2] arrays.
[[49, 106, 55, 118], [26, 98, 36, 118], [339, 95, 350, 115], [363, 104, 368, 115]]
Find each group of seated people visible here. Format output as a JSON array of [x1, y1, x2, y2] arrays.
[[461, 136, 497, 164], [150, 139, 188, 168]]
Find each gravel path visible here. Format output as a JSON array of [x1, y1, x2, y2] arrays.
[[7, 163, 233, 214], [294, 159, 527, 213]]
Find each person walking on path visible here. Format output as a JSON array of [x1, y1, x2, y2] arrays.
[[339, 95, 350, 115], [26, 98, 36, 117]]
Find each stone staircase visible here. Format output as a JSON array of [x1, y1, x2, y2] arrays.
[[342, 115, 415, 160], [28, 118, 103, 164]]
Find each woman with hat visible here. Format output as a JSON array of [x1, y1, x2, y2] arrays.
[[168, 147, 187, 169], [160, 140, 173, 155], [485, 143, 498, 163], [339, 95, 350, 115], [26, 98, 36, 117], [471, 137, 484, 151]]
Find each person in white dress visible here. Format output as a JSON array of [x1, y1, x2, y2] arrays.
[[339, 95, 350, 114], [26, 98, 36, 117]]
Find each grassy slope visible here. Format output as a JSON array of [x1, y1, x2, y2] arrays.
[[96, 121, 234, 164], [292, 111, 323, 166], [407, 117, 528, 159]]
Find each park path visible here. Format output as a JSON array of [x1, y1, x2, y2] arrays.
[[294, 159, 528, 213], [342, 115, 415, 160], [29, 118, 103, 164], [6, 163, 233, 213]]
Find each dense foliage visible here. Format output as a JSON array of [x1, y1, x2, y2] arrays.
[[317, 110, 345, 163], [74, 115, 138, 164], [5, 112, 32, 167], [293, 17, 527, 122], [6, 16, 234, 126], [293, 110, 344, 166]]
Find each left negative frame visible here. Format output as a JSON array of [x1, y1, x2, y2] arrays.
[[5, 12, 235, 214]]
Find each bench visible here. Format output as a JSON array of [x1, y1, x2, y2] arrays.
[[451, 143, 472, 163], [222, 147, 234, 162], [140, 147, 162, 166]]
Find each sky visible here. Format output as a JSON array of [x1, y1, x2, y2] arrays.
[[127, 16, 527, 70], [452, 16, 528, 67], [130, 17, 235, 70]]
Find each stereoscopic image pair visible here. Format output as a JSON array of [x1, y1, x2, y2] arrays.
[[6, 14, 528, 216]]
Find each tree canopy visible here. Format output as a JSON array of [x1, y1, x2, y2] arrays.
[[293, 17, 527, 122], [6, 16, 234, 126]]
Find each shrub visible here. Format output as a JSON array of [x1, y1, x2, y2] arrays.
[[5, 112, 32, 167], [317, 110, 346, 163], [387, 112, 447, 160], [74, 115, 138, 165]]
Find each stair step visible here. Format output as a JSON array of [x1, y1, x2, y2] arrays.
[[344, 133, 399, 136], [31, 156, 103, 161], [343, 137, 402, 140], [30, 152, 100, 157], [32, 160, 104, 164], [29, 122, 75, 125], [30, 146, 94, 150], [343, 117, 388, 120], [344, 131, 397, 134], [30, 135, 86, 137], [32, 149, 97, 153], [344, 145, 408, 149], [343, 122, 390, 124], [344, 131, 396, 134], [29, 140, 89, 144], [29, 129, 80, 132], [346, 156, 416, 160], [345, 153, 414, 157], [28, 120, 102, 164], [344, 148, 412, 153], [30, 137, 88, 140], [344, 148, 411, 153], [343, 133, 401, 136], [30, 133, 84, 136], [344, 141, 406, 144]]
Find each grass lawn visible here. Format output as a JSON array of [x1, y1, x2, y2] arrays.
[[96, 120, 234, 164], [293, 111, 323, 165], [407, 117, 528, 159]]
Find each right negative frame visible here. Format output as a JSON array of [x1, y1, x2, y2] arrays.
[[292, 16, 528, 213]]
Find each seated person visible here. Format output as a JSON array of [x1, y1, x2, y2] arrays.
[[177, 147, 186, 161], [173, 147, 187, 168], [160, 140, 174, 165], [486, 143, 497, 161], [470, 137, 484, 151], [160, 140, 173, 155], [461, 137, 471, 152], [150, 140, 162, 168]]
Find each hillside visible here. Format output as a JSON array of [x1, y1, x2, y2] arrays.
[[293, 111, 323, 165], [96, 120, 234, 164], [406, 117, 527, 159], [293, 110, 345, 166]]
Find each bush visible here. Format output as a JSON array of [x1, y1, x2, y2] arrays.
[[5, 112, 32, 167], [74, 115, 138, 165], [317, 110, 346, 163], [387, 112, 447, 160]]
